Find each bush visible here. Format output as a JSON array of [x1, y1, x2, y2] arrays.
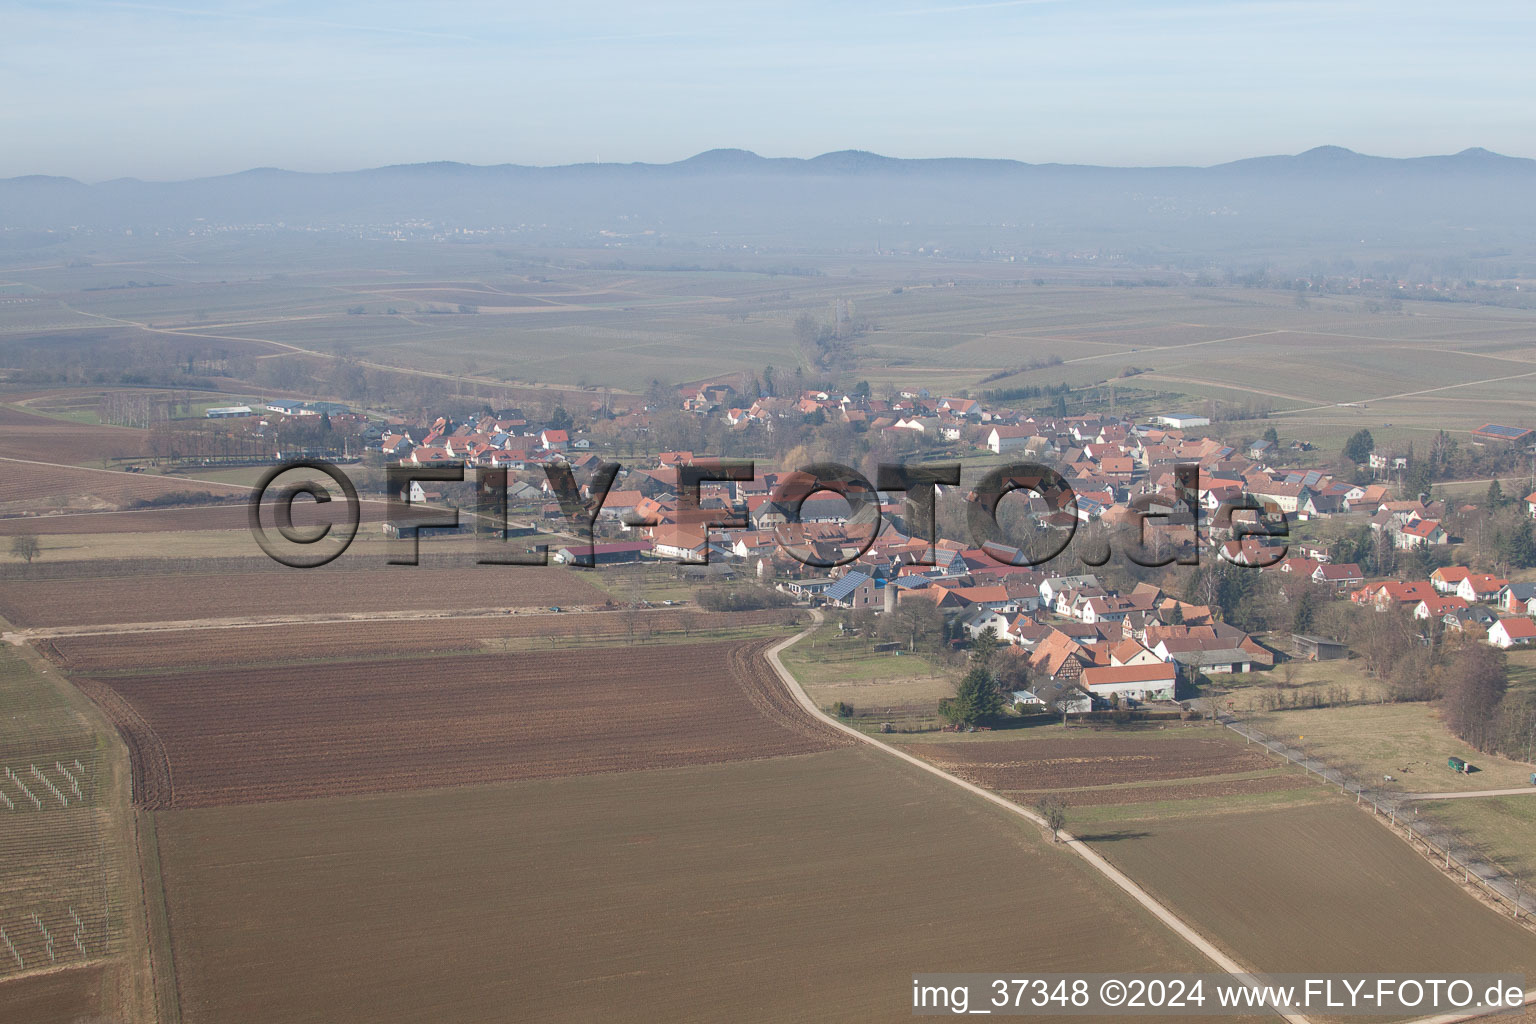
[[127, 490, 232, 509], [832, 701, 854, 718], [693, 586, 794, 613]]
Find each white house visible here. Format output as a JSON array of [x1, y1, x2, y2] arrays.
[[1456, 574, 1508, 603], [986, 425, 1033, 454], [1038, 575, 1099, 606], [1488, 617, 1536, 649]]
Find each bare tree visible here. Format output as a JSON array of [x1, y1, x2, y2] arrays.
[[1035, 794, 1069, 843], [9, 534, 40, 564]]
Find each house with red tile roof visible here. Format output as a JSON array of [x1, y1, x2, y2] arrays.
[[1456, 574, 1509, 603], [1488, 617, 1536, 649], [1081, 662, 1176, 702], [1414, 595, 1468, 620], [1430, 566, 1473, 593], [1312, 563, 1363, 588], [1394, 518, 1447, 549]]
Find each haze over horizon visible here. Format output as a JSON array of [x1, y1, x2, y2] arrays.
[[6, 0, 1535, 181], [5, 143, 1529, 186]]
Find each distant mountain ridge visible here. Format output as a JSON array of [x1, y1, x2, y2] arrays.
[[9, 145, 1532, 188], [3, 146, 1534, 265]]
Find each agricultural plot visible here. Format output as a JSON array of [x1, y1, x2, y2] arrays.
[[0, 404, 150, 465], [0, 964, 109, 1024], [0, 649, 129, 992], [903, 734, 1280, 795], [0, 562, 610, 627], [1420, 796, 1536, 886], [1091, 802, 1536, 978], [1248, 702, 1536, 793], [0, 460, 245, 515], [40, 607, 798, 671], [152, 747, 1227, 1024], [77, 639, 849, 808]]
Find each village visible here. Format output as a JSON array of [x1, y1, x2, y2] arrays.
[[263, 379, 1536, 721]]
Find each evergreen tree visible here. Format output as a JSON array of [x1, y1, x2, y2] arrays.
[[970, 626, 1000, 669], [1500, 519, 1536, 569], [1343, 429, 1375, 465], [943, 667, 1004, 726], [1290, 586, 1317, 635]]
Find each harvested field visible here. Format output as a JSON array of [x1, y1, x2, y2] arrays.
[[0, 460, 245, 514], [910, 735, 1275, 792], [0, 563, 610, 627], [153, 748, 1223, 1024], [0, 964, 109, 1024], [40, 608, 799, 671], [81, 639, 850, 808], [1092, 802, 1536, 978], [0, 404, 148, 464], [0, 494, 396, 535], [0, 503, 253, 535], [1036, 774, 1310, 807]]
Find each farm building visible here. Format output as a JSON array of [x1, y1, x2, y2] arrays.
[[1081, 663, 1176, 702], [986, 425, 1033, 454], [1471, 424, 1534, 445], [1291, 634, 1348, 661], [1154, 638, 1263, 676], [553, 541, 650, 565], [205, 405, 253, 418]]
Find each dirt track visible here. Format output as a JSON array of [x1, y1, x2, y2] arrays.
[[763, 613, 1313, 1024]]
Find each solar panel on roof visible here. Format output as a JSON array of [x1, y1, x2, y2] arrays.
[[1474, 424, 1533, 439]]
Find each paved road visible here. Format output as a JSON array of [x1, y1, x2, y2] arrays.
[[1400, 788, 1536, 801], [765, 612, 1313, 1024]]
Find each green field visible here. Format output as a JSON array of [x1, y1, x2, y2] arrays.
[[1248, 701, 1536, 792]]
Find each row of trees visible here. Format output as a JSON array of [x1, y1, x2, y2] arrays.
[[1438, 644, 1536, 762]]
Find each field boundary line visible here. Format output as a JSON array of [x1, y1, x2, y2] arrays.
[[1224, 720, 1536, 1023], [134, 810, 183, 1024], [766, 612, 1310, 1024], [1224, 720, 1536, 921]]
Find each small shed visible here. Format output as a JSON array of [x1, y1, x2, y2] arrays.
[[1291, 634, 1348, 661]]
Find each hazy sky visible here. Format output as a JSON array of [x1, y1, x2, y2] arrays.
[[6, 0, 1534, 180]]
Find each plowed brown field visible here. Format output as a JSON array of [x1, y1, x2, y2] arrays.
[[0, 405, 149, 463], [0, 564, 609, 626], [80, 639, 850, 808], [153, 749, 1224, 1024], [0, 964, 109, 1024], [0, 503, 252, 534], [40, 608, 798, 670]]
